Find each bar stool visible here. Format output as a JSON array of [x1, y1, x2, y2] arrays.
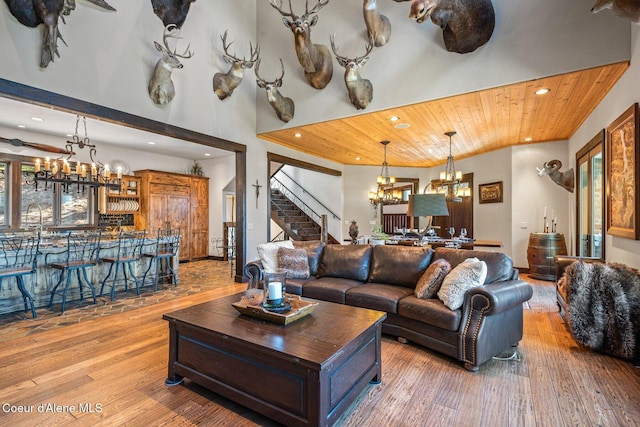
[[99, 230, 146, 300], [142, 228, 180, 291], [0, 232, 40, 319], [46, 231, 101, 314]]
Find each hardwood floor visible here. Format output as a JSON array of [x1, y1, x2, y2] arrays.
[[0, 265, 638, 426]]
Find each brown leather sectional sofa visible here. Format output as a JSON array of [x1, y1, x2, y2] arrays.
[[243, 242, 533, 371]]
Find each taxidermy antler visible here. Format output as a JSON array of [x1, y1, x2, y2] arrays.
[[363, 0, 391, 47], [148, 24, 194, 105], [151, 0, 197, 28], [3, 0, 116, 68], [330, 34, 374, 110], [255, 58, 295, 123], [591, 0, 640, 23], [407, 0, 495, 54], [537, 160, 575, 193], [267, 0, 333, 89], [212, 30, 260, 100]]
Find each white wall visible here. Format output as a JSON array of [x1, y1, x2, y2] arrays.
[[256, 0, 629, 132], [569, 26, 640, 269], [203, 154, 237, 255], [511, 141, 571, 268]]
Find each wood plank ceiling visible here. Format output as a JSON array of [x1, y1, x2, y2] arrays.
[[258, 61, 629, 168]]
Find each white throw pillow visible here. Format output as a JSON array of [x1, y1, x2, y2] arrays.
[[437, 257, 488, 310], [257, 241, 294, 273]]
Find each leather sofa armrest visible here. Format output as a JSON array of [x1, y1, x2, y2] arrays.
[[464, 280, 533, 316], [243, 260, 264, 289], [554, 255, 601, 282]]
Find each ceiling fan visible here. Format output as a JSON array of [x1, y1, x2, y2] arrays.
[[0, 136, 72, 155]]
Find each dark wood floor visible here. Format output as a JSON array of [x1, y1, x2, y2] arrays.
[[0, 263, 638, 426]]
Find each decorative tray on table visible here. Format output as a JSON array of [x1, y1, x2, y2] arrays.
[[232, 291, 318, 325]]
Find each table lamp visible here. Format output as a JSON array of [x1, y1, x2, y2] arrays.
[[407, 193, 449, 236]]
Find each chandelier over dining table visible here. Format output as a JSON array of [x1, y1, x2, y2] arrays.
[[31, 115, 122, 193]]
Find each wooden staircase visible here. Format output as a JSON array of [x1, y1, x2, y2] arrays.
[[270, 189, 339, 243]]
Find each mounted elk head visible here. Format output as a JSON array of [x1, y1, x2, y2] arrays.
[[3, 0, 116, 68], [268, 0, 333, 89], [151, 0, 197, 28], [408, 0, 495, 54], [212, 30, 259, 101], [363, 0, 391, 47], [537, 160, 575, 193], [591, 0, 640, 23], [330, 34, 374, 110], [148, 24, 194, 105], [255, 59, 295, 123]]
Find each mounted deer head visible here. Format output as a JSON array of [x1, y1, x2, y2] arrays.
[[267, 0, 333, 89], [537, 160, 575, 193], [363, 0, 391, 47], [330, 34, 374, 110], [212, 30, 260, 100], [3, 0, 116, 68], [591, 0, 640, 23], [151, 0, 197, 28], [255, 59, 295, 123], [408, 0, 495, 54], [148, 24, 194, 105]]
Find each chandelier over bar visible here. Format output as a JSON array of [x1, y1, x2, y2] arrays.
[[31, 115, 122, 193], [434, 131, 471, 202], [440, 131, 462, 182], [369, 140, 399, 207], [376, 140, 395, 186]]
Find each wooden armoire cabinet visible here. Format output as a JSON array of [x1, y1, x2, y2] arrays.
[[134, 170, 209, 261]]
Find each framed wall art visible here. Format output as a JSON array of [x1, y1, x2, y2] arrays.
[[478, 181, 503, 204], [606, 103, 640, 240]]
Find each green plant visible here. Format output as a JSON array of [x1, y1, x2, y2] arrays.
[[371, 225, 388, 240], [190, 160, 203, 176]]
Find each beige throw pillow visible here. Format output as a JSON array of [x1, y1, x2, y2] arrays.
[[438, 257, 488, 310], [277, 247, 310, 279], [257, 240, 294, 273], [415, 259, 451, 299]]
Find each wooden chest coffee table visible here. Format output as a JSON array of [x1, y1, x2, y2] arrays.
[[163, 292, 386, 427]]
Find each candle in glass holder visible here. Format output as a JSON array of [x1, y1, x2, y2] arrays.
[[44, 156, 51, 171], [35, 158, 41, 172], [268, 282, 283, 300]]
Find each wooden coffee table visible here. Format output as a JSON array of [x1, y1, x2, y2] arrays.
[[163, 292, 386, 427]]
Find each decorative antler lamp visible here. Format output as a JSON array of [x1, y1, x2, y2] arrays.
[[408, 193, 449, 236]]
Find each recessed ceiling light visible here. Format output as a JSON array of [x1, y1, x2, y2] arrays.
[[66, 133, 73, 137], [390, 116, 399, 122], [31, 117, 44, 122], [535, 88, 550, 95], [294, 133, 302, 138], [17, 124, 26, 129], [355, 157, 361, 161], [204, 153, 211, 157], [394, 123, 410, 129], [147, 141, 156, 145], [524, 137, 533, 142]]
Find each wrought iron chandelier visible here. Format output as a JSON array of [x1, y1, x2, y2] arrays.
[[437, 131, 470, 202], [31, 115, 122, 193], [369, 141, 399, 207]]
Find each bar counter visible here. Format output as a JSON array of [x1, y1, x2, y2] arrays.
[[0, 232, 179, 316]]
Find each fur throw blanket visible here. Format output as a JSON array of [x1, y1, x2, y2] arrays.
[[562, 260, 640, 365]]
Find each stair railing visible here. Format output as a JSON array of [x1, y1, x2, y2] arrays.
[[276, 171, 341, 220], [271, 177, 324, 226]]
